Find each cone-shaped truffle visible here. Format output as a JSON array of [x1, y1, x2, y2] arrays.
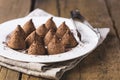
[[23, 19, 36, 37], [56, 22, 70, 38], [44, 29, 56, 46], [7, 28, 26, 50], [45, 17, 57, 31], [10, 25, 26, 39], [36, 24, 48, 38], [47, 35, 65, 55], [25, 31, 43, 48], [28, 41, 46, 55], [61, 30, 78, 48]]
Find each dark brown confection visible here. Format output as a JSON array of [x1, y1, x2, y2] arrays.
[[28, 41, 46, 55], [36, 24, 48, 38], [44, 29, 56, 46], [23, 19, 36, 37], [7, 28, 26, 50], [45, 17, 57, 31], [10, 25, 26, 39], [61, 30, 78, 48], [56, 22, 70, 38], [47, 35, 65, 55], [25, 31, 43, 48]]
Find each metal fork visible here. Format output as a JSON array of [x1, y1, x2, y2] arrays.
[[70, 10, 101, 39]]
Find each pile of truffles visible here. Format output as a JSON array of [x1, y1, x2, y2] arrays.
[[7, 17, 78, 55]]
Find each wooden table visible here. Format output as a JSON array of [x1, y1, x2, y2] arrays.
[[0, 0, 120, 80]]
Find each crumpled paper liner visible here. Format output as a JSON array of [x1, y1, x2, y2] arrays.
[[0, 9, 110, 80]]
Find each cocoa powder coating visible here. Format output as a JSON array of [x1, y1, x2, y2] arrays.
[[7, 26, 26, 50], [56, 22, 70, 38], [47, 35, 65, 55], [45, 17, 57, 31], [23, 19, 36, 37], [28, 41, 46, 55]]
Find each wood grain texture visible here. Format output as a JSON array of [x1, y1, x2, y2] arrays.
[[106, 0, 120, 42], [0, 0, 31, 23], [4, 69, 20, 80], [34, 0, 58, 16], [59, 0, 112, 29], [0, 66, 2, 72], [0, 67, 8, 80], [0, 0, 31, 80], [21, 74, 49, 80], [0, 0, 120, 80], [21, 74, 29, 80], [59, 0, 120, 80], [61, 64, 80, 80], [28, 76, 40, 80]]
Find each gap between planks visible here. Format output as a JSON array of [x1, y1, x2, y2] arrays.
[[30, 0, 36, 12], [104, 0, 120, 45]]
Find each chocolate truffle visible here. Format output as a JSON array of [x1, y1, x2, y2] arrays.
[[45, 17, 57, 31], [61, 30, 78, 48], [56, 22, 70, 38], [25, 31, 43, 48], [23, 19, 36, 37], [47, 35, 65, 55], [36, 24, 48, 38], [7, 26, 26, 50], [10, 25, 26, 39], [44, 29, 56, 46], [28, 41, 46, 55]]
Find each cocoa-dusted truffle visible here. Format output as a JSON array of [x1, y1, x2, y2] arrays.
[[23, 19, 36, 37], [25, 31, 43, 48], [44, 29, 56, 46], [47, 35, 65, 55], [28, 41, 46, 55], [7, 26, 26, 50], [36, 24, 48, 38], [45, 17, 57, 31], [56, 22, 70, 38], [10, 25, 26, 39], [61, 30, 78, 48]]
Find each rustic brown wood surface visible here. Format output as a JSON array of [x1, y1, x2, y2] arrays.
[[0, 0, 120, 80], [0, 0, 31, 23], [0, 0, 31, 80]]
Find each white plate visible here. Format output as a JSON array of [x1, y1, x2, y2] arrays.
[[0, 16, 99, 63]]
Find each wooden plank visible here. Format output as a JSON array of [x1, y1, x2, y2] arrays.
[[61, 64, 80, 80], [34, 0, 58, 16], [0, 67, 8, 80], [59, 0, 120, 80], [21, 74, 29, 80], [0, 66, 2, 72], [0, 0, 31, 80], [29, 76, 40, 80], [4, 69, 20, 80], [0, 66, 1, 69], [106, 0, 120, 41], [0, 0, 31, 23], [22, 75, 40, 80], [21, 74, 50, 80], [59, 0, 112, 29]]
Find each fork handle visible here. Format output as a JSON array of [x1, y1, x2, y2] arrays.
[[70, 10, 85, 22]]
